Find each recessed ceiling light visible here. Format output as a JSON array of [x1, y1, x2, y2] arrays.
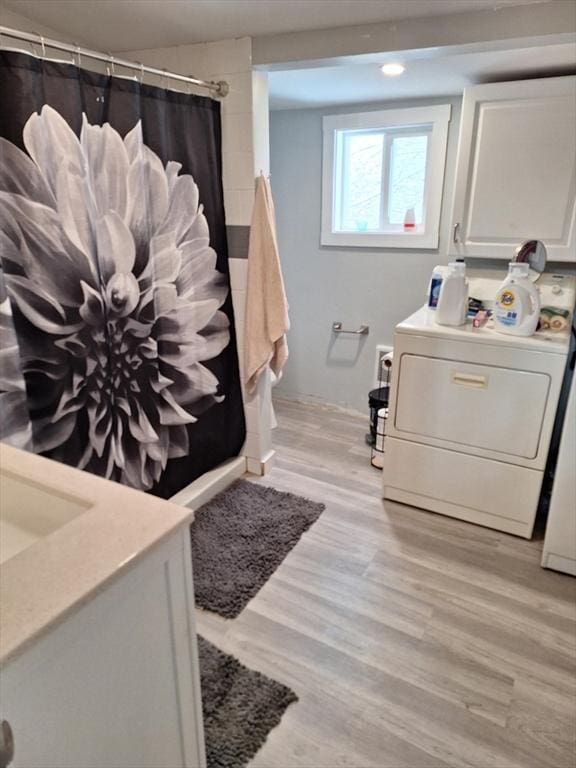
[[381, 63, 405, 77]]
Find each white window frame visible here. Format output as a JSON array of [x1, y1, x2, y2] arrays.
[[321, 104, 451, 249]]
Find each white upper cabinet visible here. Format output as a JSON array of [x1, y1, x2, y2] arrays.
[[449, 76, 576, 262]]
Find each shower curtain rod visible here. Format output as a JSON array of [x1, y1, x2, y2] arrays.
[[0, 25, 229, 97]]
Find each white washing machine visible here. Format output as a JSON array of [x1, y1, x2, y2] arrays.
[[382, 270, 575, 539]]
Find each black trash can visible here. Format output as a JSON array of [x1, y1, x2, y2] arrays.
[[367, 384, 390, 446]]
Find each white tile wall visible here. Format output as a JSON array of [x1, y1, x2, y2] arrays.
[[246, 451, 275, 475], [222, 112, 253, 154], [228, 258, 248, 291], [252, 71, 270, 176], [229, 257, 275, 471], [231, 295, 246, 345], [176, 37, 252, 79], [222, 150, 255, 192], [123, 37, 251, 80], [218, 72, 254, 114], [224, 190, 254, 226]]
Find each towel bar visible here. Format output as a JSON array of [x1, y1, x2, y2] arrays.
[[332, 322, 370, 335]]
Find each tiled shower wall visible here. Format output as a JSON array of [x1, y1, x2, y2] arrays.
[[122, 37, 273, 474]]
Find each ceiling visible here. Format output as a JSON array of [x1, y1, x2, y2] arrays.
[[268, 42, 576, 109], [0, 0, 550, 52]]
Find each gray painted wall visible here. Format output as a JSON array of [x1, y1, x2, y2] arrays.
[[270, 96, 462, 413]]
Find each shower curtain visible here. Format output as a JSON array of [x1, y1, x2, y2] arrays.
[[0, 50, 245, 497]]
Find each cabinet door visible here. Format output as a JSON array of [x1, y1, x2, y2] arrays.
[[0, 531, 206, 768], [449, 77, 576, 262]]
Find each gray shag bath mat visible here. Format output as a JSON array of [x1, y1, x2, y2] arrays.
[[191, 480, 324, 618], [198, 635, 298, 768]]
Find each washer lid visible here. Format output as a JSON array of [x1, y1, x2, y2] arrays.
[[396, 306, 571, 355]]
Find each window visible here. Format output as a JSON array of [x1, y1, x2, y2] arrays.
[[322, 105, 451, 249]]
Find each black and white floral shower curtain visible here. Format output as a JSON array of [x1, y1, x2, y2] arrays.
[[0, 51, 245, 497]]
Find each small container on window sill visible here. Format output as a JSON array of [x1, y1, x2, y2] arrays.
[[403, 207, 416, 232]]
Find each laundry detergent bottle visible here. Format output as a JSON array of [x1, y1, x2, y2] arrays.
[[427, 265, 444, 309], [435, 261, 468, 326], [494, 262, 541, 336]]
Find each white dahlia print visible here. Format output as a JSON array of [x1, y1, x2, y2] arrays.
[[0, 261, 33, 451], [0, 105, 230, 490]]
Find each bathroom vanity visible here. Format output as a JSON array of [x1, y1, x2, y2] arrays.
[[0, 444, 206, 768]]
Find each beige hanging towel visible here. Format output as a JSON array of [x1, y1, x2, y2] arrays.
[[244, 175, 289, 395]]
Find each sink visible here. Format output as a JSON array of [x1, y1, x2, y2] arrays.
[[0, 469, 92, 564]]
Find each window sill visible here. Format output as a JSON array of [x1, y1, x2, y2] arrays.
[[320, 230, 440, 249]]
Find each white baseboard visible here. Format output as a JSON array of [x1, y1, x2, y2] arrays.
[[272, 392, 365, 419]]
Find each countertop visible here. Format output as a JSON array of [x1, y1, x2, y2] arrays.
[[0, 444, 194, 666]]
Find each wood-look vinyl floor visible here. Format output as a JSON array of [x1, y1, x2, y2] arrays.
[[195, 398, 576, 768]]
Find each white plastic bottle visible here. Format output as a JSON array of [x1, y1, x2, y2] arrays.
[[494, 262, 541, 336], [435, 262, 468, 326]]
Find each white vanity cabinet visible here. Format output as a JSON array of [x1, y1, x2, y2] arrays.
[[448, 76, 576, 262], [1, 528, 206, 768], [0, 445, 206, 768]]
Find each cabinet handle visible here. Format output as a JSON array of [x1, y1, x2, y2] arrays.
[[0, 721, 14, 767], [453, 222, 461, 244], [452, 372, 488, 389]]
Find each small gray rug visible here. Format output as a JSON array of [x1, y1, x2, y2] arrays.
[[191, 480, 324, 618], [198, 635, 298, 768]]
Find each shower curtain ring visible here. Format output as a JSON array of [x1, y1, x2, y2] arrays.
[[162, 68, 168, 89], [40, 35, 46, 58], [139, 62, 145, 84], [75, 43, 81, 68], [26, 31, 38, 57], [108, 54, 115, 76]]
